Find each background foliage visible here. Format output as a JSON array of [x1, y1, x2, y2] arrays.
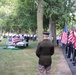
[[0, 0, 76, 34]]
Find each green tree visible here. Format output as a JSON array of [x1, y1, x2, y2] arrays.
[[44, 0, 76, 46], [15, 0, 37, 33], [0, 0, 37, 34], [0, 0, 18, 33]]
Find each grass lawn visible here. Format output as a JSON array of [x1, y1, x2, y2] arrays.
[[0, 38, 60, 75]]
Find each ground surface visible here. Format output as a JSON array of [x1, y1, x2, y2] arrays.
[[0, 39, 72, 75], [53, 47, 72, 75], [63, 49, 76, 75]]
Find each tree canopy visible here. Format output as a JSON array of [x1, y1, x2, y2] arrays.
[[44, 0, 76, 29], [0, 0, 37, 33], [0, 0, 76, 34]]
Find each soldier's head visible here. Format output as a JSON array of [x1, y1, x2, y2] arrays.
[[43, 32, 49, 39]]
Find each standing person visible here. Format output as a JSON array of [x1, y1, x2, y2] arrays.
[[56, 35, 60, 46], [61, 25, 68, 55], [67, 31, 73, 58], [36, 32, 54, 75], [72, 29, 76, 66]]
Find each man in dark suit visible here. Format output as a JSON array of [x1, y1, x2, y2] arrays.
[[36, 32, 54, 75]]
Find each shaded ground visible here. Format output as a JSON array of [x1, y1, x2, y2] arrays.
[[53, 47, 72, 75], [62, 48, 76, 75]]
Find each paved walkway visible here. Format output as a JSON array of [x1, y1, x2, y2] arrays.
[[62, 48, 76, 75], [65, 56, 76, 75], [54, 47, 72, 75]]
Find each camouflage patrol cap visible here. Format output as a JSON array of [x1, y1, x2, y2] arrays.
[[43, 32, 49, 35]]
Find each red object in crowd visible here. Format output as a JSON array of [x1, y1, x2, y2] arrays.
[[12, 37, 21, 43], [73, 29, 76, 49], [61, 25, 68, 45], [68, 30, 73, 44]]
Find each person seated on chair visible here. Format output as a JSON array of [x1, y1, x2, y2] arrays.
[[6, 36, 13, 47]]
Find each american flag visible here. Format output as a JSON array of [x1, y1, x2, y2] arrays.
[[12, 37, 21, 43], [68, 30, 73, 44], [61, 25, 68, 44], [68, 23, 75, 44], [73, 29, 76, 49]]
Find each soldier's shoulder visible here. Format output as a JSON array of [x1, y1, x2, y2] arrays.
[[38, 41, 43, 45]]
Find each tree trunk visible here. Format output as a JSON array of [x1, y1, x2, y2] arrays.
[[37, 0, 43, 42], [49, 16, 52, 42], [52, 20, 57, 46], [49, 15, 57, 46]]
